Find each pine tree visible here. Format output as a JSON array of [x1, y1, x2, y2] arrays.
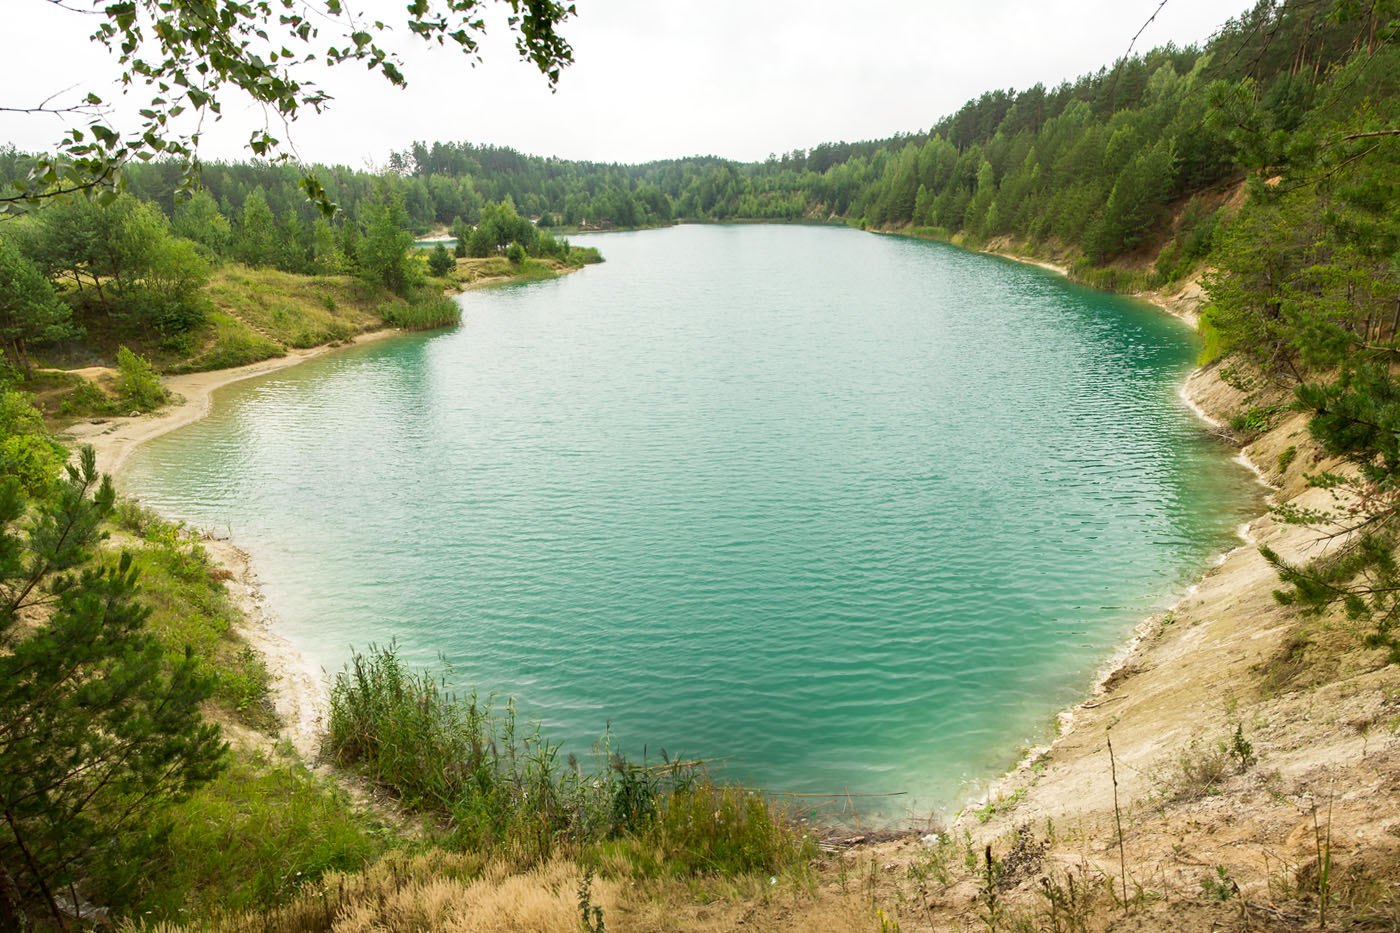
[[234, 189, 279, 268], [170, 191, 232, 259], [0, 447, 225, 928], [427, 243, 455, 277], [356, 192, 417, 296]]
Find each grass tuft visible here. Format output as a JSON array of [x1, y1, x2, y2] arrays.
[[325, 645, 813, 875], [381, 294, 461, 330]]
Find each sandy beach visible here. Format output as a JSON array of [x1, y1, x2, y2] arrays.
[[62, 328, 404, 480], [57, 328, 405, 762]]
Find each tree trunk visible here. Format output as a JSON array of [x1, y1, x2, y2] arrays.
[[2, 815, 61, 931], [0, 860, 26, 933]]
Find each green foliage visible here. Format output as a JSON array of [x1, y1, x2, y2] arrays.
[[974, 788, 1027, 824], [578, 867, 607, 933], [89, 750, 388, 920], [172, 191, 233, 259], [325, 645, 811, 875], [468, 198, 538, 258], [1228, 723, 1257, 773], [21, 193, 210, 338], [357, 191, 418, 296], [118, 506, 275, 727], [1195, 29, 1400, 664], [603, 784, 817, 878], [1155, 199, 1225, 283], [115, 345, 169, 411], [0, 235, 74, 371], [1196, 310, 1227, 365], [1246, 321, 1400, 663], [1085, 139, 1177, 263], [1201, 865, 1238, 902], [312, 217, 352, 274], [427, 242, 455, 277], [55, 375, 122, 419], [1228, 403, 1286, 437], [234, 189, 280, 268], [0, 390, 66, 497], [172, 313, 284, 373], [0, 448, 225, 926], [381, 294, 461, 331], [506, 240, 527, 265], [2, 2, 575, 212], [567, 244, 605, 266], [8, 0, 1372, 266]]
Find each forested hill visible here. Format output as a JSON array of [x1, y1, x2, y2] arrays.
[[49, 0, 1386, 281]]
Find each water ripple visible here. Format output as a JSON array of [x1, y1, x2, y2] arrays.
[[124, 225, 1260, 818]]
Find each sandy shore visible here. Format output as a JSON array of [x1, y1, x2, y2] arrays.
[[890, 262, 1399, 924], [58, 328, 405, 761], [57, 265, 594, 764], [983, 249, 1072, 278], [62, 328, 403, 479]]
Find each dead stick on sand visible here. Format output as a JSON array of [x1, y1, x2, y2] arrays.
[[1107, 731, 1128, 908]]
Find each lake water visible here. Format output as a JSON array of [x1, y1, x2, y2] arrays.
[[123, 224, 1258, 820]]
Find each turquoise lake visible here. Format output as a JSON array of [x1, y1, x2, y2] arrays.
[[123, 224, 1259, 820]]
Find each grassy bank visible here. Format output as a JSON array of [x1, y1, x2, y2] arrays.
[[17, 249, 602, 428]]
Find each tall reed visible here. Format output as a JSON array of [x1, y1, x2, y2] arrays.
[[325, 645, 812, 874]]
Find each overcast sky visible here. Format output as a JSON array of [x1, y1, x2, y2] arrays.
[[1, 0, 1251, 168]]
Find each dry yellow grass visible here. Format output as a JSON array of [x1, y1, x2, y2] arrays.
[[204, 266, 395, 350], [124, 850, 893, 933]]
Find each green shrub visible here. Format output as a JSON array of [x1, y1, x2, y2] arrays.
[[566, 245, 604, 266], [118, 505, 276, 729], [325, 645, 813, 875], [176, 332, 284, 373], [0, 433, 66, 499], [1070, 260, 1160, 293], [1197, 312, 1227, 365], [1228, 404, 1285, 437], [115, 346, 170, 411], [1156, 202, 1225, 284], [57, 376, 122, 418], [427, 242, 455, 277], [606, 783, 816, 878], [0, 390, 66, 497], [506, 241, 527, 265], [381, 294, 461, 331]]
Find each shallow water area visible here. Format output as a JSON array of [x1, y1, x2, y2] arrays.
[[123, 225, 1260, 821]]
